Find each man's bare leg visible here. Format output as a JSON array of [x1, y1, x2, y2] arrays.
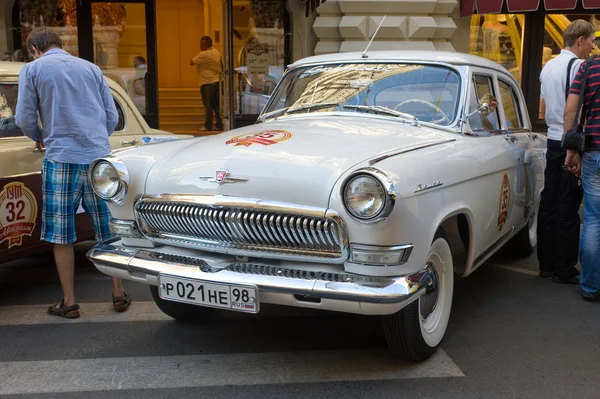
[[53, 243, 76, 307], [112, 277, 125, 298]]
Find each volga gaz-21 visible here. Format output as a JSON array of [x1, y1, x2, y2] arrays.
[[87, 51, 545, 362]]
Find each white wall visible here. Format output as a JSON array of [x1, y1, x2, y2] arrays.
[[312, 0, 459, 54]]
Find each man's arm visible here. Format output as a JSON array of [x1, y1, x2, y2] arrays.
[[190, 52, 205, 66], [564, 93, 579, 132], [15, 66, 43, 142], [98, 71, 118, 135], [564, 93, 582, 175]]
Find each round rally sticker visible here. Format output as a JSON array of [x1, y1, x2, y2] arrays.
[[0, 182, 37, 248], [225, 130, 292, 147]]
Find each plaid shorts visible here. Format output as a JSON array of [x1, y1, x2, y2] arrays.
[[41, 159, 114, 244]]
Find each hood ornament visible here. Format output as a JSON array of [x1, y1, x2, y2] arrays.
[[199, 169, 248, 185]]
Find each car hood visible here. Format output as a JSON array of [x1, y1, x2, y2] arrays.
[[144, 116, 456, 208]]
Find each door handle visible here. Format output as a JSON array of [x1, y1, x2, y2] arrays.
[[120, 140, 138, 146]]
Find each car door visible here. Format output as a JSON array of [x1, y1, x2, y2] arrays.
[[108, 89, 139, 149], [465, 71, 524, 265], [496, 76, 544, 233], [0, 79, 47, 258]]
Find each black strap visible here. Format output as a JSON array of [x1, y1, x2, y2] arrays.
[[565, 57, 577, 101]]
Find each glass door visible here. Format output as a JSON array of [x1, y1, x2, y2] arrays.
[[78, 1, 158, 128], [224, 0, 290, 129]]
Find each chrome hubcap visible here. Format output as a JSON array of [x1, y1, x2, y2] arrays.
[[420, 261, 439, 321]]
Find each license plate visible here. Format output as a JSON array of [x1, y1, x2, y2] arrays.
[[158, 274, 259, 313]]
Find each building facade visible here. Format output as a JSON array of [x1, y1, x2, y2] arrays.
[[1, 0, 600, 133]]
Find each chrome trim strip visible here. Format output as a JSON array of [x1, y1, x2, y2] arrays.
[[134, 194, 350, 264], [472, 226, 516, 268], [87, 241, 432, 305], [1, 171, 42, 179], [369, 139, 457, 166]]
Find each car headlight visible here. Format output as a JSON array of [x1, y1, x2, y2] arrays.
[[89, 157, 129, 204], [342, 168, 395, 222]]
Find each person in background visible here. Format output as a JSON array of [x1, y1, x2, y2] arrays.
[[537, 20, 596, 284], [2, 51, 12, 61], [565, 38, 600, 302], [15, 27, 131, 318], [190, 36, 223, 132], [133, 55, 146, 69], [13, 49, 28, 62]]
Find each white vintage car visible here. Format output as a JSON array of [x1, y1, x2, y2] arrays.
[[87, 51, 546, 362]]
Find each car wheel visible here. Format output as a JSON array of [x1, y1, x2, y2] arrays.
[[150, 285, 215, 322], [382, 229, 454, 362], [509, 205, 538, 257]]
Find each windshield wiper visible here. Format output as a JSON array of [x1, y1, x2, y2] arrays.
[[286, 102, 340, 114], [343, 105, 419, 124], [258, 107, 290, 122], [258, 102, 340, 122]]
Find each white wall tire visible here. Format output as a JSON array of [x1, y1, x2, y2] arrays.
[[382, 229, 454, 362]]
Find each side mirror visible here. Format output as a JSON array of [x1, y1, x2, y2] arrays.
[[466, 102, 489, 119], [466, 94, 498, 119]]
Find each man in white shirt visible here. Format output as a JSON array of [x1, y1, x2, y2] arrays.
[[538, 20, 596, 283], [190, 36, 223, 131]]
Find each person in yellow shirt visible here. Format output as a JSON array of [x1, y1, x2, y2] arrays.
[[190, 36, 223, 131]]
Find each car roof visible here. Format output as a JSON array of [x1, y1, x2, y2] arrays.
[[0, 60, 123, 90], [289, 51, 509, 73]]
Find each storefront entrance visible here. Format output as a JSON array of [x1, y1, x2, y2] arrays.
[[13, 0, 290, 134]]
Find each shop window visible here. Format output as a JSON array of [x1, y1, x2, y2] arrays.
[[469, 14, 525, 84], [537, 14, 600, 120], [233, 0, 286, 116], [498, 80, 523, 129], [19, 0, 79, 58]]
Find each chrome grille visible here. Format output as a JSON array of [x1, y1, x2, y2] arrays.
[[135, 198, 347, 262]]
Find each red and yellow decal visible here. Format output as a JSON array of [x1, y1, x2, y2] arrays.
[[498, 172, 510, 232], [0, 182, 37, 248], [226, 130, 293, 147]]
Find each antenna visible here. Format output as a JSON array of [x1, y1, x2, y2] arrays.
[[362, 15, 386, 58]]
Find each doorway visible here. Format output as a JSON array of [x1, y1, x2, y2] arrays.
[[223, 0, 291, 129], [78, 1, 158, 128]]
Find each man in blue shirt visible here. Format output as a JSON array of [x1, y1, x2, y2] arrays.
[[15, 27, 131, 318]]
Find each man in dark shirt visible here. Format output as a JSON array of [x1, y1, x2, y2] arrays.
[[565, 55, 600, 302]]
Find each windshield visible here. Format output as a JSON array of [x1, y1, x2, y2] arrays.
[[263, 63, 461, 126]]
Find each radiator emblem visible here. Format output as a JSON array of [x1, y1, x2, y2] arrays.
[[199, 169, 248, 184]]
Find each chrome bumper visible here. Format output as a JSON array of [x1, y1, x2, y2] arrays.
[[87, 241, 432, 309]]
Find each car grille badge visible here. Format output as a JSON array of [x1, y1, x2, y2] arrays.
[[199, 169, 248, 184]]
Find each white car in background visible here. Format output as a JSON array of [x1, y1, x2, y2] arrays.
[[0, 61, 190, 264], [86, 51, 546, 362]]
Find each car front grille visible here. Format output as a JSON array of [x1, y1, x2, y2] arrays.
[[134, 196, 348, 263]]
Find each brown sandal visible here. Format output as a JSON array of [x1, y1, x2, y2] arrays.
[[48, 299, 80, 319], [112, 292, 131, 312]]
